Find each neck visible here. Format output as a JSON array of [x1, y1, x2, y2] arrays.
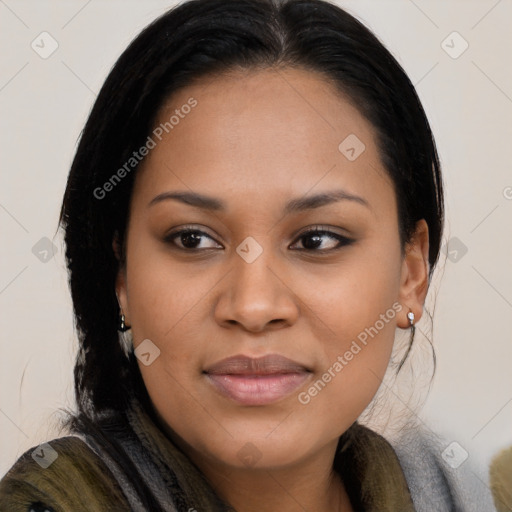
[[187, 439, 353, 512]]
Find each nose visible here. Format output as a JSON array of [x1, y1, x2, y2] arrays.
[[214, 243, 300, 333]]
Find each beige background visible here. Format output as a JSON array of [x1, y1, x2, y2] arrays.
[[1, 0, 511, 492]]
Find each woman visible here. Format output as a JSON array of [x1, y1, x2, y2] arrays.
[[0, 0, 497, 510]]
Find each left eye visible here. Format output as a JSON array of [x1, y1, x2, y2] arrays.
[[290, 228, 353, 252]]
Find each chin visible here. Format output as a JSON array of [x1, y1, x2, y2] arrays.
[[186, 422, 331, 472], [208, 441, 312, 472]]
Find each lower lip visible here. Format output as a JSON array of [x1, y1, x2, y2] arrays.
[[206, 373, 310, 406]]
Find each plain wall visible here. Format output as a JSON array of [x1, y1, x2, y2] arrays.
[[1, 0, 511, 491]]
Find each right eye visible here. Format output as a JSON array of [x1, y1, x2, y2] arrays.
[[164, 227, 223, 251]]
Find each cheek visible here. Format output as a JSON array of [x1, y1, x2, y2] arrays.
[[124, 249, 209, 421], [123, 241, 197, 375], [294, 270, 401, 440], [294, 240, 402, 354], [125, 236, 209, 338], [294, 334, 394, 449], [291, 242, 401, 418]]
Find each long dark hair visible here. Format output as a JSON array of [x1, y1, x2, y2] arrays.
[[59, 0, 443, 442]]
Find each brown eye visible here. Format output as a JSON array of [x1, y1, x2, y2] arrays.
[[165, 228, 222, 250], [291, 227, 354, 252]]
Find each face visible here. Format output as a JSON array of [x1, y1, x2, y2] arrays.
[[116, 67, 429, 472]]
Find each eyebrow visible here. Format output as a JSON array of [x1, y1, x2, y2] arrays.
[[148, 189, 370, 213]]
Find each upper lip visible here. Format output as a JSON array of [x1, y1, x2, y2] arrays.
[[204, 354, 311, 376]]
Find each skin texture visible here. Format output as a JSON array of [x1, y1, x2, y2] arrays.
[[115, 67, 429, 512]]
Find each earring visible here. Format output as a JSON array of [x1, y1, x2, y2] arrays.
[[397, 310, 416, 372], [115, 294, 133, 355], [118, 310, 131, 332], [118, 308, 133, 355]]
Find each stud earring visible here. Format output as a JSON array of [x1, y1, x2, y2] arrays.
[[407, 310, 415, 327]]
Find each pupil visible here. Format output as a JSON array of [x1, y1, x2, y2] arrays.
[[182, 232, 200, 248], [303, 234, 322, 249]]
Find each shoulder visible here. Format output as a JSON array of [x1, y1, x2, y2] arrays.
[[0, 435, 130, 512], [389, 426, 497, 512]]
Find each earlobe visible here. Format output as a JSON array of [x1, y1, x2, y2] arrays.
[[397, 219, 430, 328], [115, 270, 128, 314]]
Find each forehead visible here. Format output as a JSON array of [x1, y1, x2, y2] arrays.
[[133, 67, 394, 215]]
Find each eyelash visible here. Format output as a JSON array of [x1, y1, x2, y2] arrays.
[[164, 225, 354, 253]]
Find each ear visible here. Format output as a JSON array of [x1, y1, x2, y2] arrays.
[[397, 219, 429, 329], [113, 234, 130, 321]]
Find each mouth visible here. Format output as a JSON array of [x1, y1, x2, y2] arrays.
[[203, 354, 312, 406]]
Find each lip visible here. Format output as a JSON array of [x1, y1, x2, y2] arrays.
[[204, 354, 312, 406]]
